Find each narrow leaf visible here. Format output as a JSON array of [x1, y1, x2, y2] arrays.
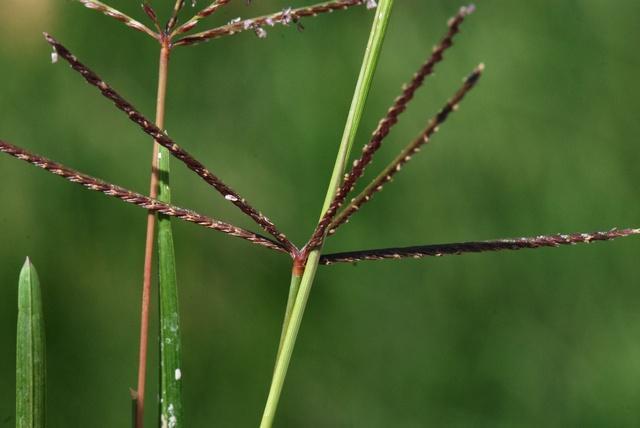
[[16, 258, 46, 428], [157, 140, 183, 428]]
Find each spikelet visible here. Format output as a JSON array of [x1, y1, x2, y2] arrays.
[[320, 229, 640, 264], [0, 140, 287, 254], [328, 64, 484, 235], [44, 34, 296, 254], [76, 0, 159, 40], [174, 0, 373, 47]]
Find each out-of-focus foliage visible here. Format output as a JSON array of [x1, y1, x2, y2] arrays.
[[1, 1, 639, 426]]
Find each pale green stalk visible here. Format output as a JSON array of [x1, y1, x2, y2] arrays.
[[16, 258, 46, 428], [276, 272, 303, 358], [261, 1, 394, 425]]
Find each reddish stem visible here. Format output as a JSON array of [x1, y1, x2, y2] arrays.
[[136, 39, 171, 428]]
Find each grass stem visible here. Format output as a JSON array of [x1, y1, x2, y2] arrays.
[[136, 42, 171, 428], [260, 1, 394, 425]]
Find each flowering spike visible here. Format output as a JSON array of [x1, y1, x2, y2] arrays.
[[166, 0, 187, 33], [141, 2, 161, 33], [329, 64, 484, 234], [173, 0, 373, 47], [320, 228, 640, 265], [172, 0, 233, 37], [43, 34, 296, 254], [0, 140, 288, 254], [306, 7, 475, 250], [75, 0, 159, 40]]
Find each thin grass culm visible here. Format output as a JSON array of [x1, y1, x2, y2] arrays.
[[1, 1, 639, 426], [261, 1, 395, 426]]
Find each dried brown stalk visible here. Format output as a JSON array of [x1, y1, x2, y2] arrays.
[[173, 0, 373, 47], [328, 63, 484, 235], [320, 228, 640, 265], [0, 140, 287, 254], [76, 0, 159, 40], [45, 34, 296, 254]]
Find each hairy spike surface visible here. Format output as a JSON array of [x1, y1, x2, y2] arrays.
[[75, 0, 159, 40], [173, 0, 372, 47], [172, 0, 233, 36], [320, 228, 640, 265], [44, 34, 296, 254], [328, 63, 484, 235], [0, 140, 288, 254], [306, 6, 475, 250]]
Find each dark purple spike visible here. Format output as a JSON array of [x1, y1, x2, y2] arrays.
[[320, 228, 640, 265], [305, 6, 475, 251], [0, 140, 289, 254], [173, 0, 371, 47], [328, 64, 484, 235], [172, 0, 233, 36], [44, 34, 296, 255], [166, 0, 187, 33]]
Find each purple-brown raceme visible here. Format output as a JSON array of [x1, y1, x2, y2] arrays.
[[0, 140, 287, 254], [173, 0, 374, 47], [307, 5, 476, 249], [320, 229, 640, 265], [76, 0, 159, 40], [329, 63, 484, 235], [172, 0, 233, 36], [45, 34, 296, 254], [308, 64, 481, 251]]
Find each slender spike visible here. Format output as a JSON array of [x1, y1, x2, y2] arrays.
[[320, 228, 640, 265], [306, 6, 475, 250], [43, 34, 296, 254], [328, 64, 484, 235], [75, 0, 159, 40], [166, 0, 187, 33], [172, 0, 233, 37], [0, 140, 288, 254], [142, 2, 162, 34], [173, 0, 372, 47]]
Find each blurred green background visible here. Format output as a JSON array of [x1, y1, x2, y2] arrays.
[[1, 0, 640, 426]]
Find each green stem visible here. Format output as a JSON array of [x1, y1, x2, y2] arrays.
[[155, 44, 183, 428], [260, 1, 394, 425], [275, 271, 303, 359]]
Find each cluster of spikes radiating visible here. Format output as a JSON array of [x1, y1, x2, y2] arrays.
[[1, 1, 638, 268]]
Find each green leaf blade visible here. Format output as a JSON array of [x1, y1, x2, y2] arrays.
[[16, 257, 46, 428], [157, 146, 183, 428]]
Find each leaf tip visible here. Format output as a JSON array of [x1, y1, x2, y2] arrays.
[[21, 256, 33, 272]]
